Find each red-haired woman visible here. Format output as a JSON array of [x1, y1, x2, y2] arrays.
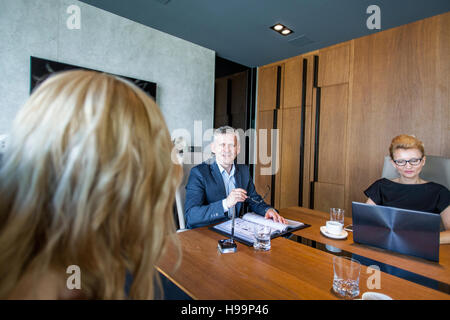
[[365, 135, 450, 244]]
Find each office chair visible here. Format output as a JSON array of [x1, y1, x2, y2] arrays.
[[381, 155, 450, 190], [174, 151, 197, 232]]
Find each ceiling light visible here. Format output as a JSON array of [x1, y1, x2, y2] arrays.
[[273, 24, 284, 31], [270, 23, 294, 36]]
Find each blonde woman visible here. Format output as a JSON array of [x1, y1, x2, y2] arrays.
[[365, 135, 450, 244], [0, 70, 181, 299]]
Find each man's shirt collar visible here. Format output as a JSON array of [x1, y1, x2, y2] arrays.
[[217, 162, 235, 177]]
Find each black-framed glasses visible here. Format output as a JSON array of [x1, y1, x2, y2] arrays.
[[247, 185, 271, 204], [393, 158, 423, 166]]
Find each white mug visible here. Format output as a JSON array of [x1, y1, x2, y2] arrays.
[[326, 220, 343, 235]]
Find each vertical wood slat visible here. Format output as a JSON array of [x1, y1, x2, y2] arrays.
[[271, 66, 282, 207], [279, 107, 301, 208], [298, 58, 308, 206], [255, 64, 283, 209], [310, 55, 320, 209], [257, 65, 279, 112], [278, 57, 304, 209], [310, 44, 350, 212], [302, 55, 316, 209], [317, 84, 348, 185], [270, 108, 278, 207], [255, 110, 275, 206]]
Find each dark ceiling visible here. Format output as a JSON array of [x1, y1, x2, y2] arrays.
[[80, 0, 450, 67]]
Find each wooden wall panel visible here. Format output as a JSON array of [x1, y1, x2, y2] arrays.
[[314, 182, 345, 214], [318, 43, 350, 87], [257, 66, 279, 111], [301, 56, 316, 208], [317, 84, 348, 185], [278, 55, 316, 209], [346, 12, 450, 213], [283, 57, 302, 109], [256, 64, 284, 208], [308, 44, 350, 213], [309, 87, 318, 190], [438, 13, 450, 157], [304, 55, 316, 107], [302, 104, 313, 209], [255, 12, 449, 216], [279, 107, 301, 208], [255, 110, 276, 206], [274, 114, 282, 210]]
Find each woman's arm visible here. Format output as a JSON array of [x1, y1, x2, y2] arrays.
[[366, 198, 376, 205], [440, 231, 450, 245], [440, 206, 450, 244]]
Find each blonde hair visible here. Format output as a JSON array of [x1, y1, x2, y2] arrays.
[[0, 70, 181, 299], [389, 134, 425, 159]]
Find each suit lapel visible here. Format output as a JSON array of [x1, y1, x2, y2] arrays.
[[234, 164, 242, 189], [234, 164, 243, 216], [210, 161, 227, 198]]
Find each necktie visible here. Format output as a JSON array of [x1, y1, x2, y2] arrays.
[[223, 170, 236, 219]]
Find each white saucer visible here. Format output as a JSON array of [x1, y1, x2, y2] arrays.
[[362, 292, 393, 300], [320, 226, 348, 239]]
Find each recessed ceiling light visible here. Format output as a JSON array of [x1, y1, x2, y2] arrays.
[[270, 23, 294, 36], [273, 24, 284, 31]]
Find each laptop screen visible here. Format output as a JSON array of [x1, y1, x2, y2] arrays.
[[352, 202, 441, 262]]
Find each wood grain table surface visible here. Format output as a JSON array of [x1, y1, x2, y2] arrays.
[[157, 207, 450, 300], [282, 207, 450, 285]]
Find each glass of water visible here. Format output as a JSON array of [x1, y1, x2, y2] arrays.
[[253, 224, 272, 251], [332, 256, 361, 299], [330, 208, 345, 226]]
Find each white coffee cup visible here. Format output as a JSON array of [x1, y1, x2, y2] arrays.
[[362, 292, 393, 300], [326, 220, 343, 235]]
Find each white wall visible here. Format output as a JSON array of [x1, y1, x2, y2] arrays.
[[0, 0, 215, 147]]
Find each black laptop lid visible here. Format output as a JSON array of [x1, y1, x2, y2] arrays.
[[352, 202, 441, 262]]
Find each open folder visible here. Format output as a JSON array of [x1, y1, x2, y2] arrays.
[[210, 212, 310, 246]]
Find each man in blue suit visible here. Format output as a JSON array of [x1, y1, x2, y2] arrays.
[[185, 126, 286, 229]]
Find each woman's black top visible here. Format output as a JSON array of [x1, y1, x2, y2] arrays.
[[364, 178, 450, 214]]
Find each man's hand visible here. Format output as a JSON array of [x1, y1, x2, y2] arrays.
[[265, 209, 287, 224], [225, 188, 248, 208]]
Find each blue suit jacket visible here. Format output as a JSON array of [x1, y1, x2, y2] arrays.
[[184, 159, 271, 229]]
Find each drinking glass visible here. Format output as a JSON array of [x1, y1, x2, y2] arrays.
[[253, 224, 271, 251], [332, 256, 361, 299], [330, 208, 345, 226]]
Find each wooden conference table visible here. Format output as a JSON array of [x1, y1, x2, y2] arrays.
[[156, 207, 450, 300]]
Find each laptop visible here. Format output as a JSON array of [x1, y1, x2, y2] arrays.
[[352, 202, 441, 262]]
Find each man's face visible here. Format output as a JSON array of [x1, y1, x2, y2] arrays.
[[212, 133, 240, 167]]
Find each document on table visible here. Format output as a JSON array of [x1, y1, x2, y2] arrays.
[[211, 212, 309, 246]]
